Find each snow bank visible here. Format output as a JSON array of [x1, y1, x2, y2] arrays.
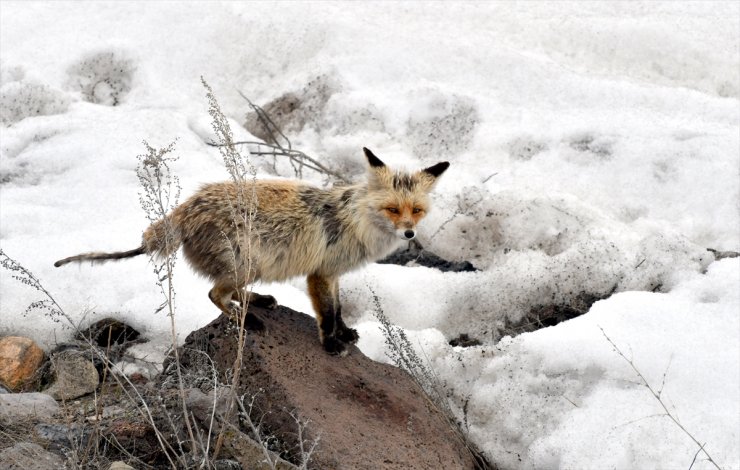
[[1, 2, 738, 469], [358, 259, 739, 470]]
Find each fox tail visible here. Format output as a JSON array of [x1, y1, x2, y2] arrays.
[[54, 217, 180, 267]]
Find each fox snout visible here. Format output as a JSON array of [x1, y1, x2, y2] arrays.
[[396, 228, 416, 240], [384, 208, 422, 240]]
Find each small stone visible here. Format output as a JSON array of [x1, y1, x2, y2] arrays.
[[43, 349, 99, 400], [0, 442, 65, 470], [108, 462, 136, 470], [86, 404, 124, 422], [0, 336, 45, 391], [0, 392, 59, 420]]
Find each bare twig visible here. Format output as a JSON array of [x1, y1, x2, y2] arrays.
[[599, 326, 722, 470], [202, 89, 349, 183], [206, 140, 349, 183]]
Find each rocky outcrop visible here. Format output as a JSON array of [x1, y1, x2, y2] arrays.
[[0, 336, 45, 391], [43, 348, 99, 400], [177, 303, 480, 469]]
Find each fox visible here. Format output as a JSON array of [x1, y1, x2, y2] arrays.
[[55, 147, 449, 355]]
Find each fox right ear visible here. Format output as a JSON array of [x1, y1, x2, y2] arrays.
[[422, 161, 450, 178], [363, 147, 386, 168]]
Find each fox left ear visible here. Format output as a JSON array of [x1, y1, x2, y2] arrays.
[[364, 147, 386, 168], [422, 161, 450, 178]]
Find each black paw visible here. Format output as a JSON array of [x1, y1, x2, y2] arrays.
[[252, 294, 278, 309], [336, 326, 359, 344], [322, 336, 348, 356]]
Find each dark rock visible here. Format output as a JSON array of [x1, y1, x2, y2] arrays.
[[707, 248, 740, 260], [177, 303, 481, 470], [449, 334, 482, 348], [504, 291, 608, 338], [378, 241, 478, 272], [76, 317, 141, 348], [35, 423, 91, 453], [0, 442, 65, 470]]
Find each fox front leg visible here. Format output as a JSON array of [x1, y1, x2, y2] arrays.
[[333, 279, 359, 344], [308, 273, 348, 355]]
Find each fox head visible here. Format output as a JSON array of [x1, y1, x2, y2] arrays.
[[363, 147, 449, 241]]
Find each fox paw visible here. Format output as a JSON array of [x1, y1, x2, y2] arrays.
[[322, 337, 349, 356], [251, 294, 278, 309], [337, 326, 359, 344]]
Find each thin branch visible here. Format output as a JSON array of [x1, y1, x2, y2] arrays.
[[599, 326, 722, 470], [206, 140, 349, 183]]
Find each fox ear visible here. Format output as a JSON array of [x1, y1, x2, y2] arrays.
[[422, 161, 450, 178], [364, 147, 386, 168]]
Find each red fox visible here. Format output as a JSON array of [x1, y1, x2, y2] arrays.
[[55, 148, 449, 355]]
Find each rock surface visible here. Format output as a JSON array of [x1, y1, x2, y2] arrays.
[[379, 242, 478, 272], [179, 303, 479, 470], [43, 348, 99, 400], [0, 392, 59, 420], [0, 442, 65, 470], [0, 336, 45, 391]]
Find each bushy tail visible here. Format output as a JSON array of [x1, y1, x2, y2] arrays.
[[54, 246, 146, 267], [54, 216, 181, 267]]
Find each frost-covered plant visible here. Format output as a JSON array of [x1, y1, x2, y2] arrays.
[[136, 139, 182, 316], [369, 286, 445, 405], [0, 249, 69, 324], [136, 139, 201, 460], [201, 77, 264, 461], [369, 286, 492, 469], [236, 393, 320, 469], [66, 50, 135, 106], [0, 80, 70, 125]]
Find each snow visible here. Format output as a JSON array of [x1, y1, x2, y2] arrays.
[[1, 2, 738, 469]]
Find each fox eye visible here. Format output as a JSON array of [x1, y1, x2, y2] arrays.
[[412, 207, 423, 214], [386, 207, 399, 214]]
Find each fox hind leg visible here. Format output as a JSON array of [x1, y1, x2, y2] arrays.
[[230, 290, 278, 310], [208, 282, 266, 331]]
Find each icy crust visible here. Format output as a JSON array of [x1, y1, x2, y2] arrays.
[[357, 259, 740, 470]]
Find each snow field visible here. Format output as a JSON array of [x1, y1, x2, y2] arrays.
[[1, 2, 738, 469]]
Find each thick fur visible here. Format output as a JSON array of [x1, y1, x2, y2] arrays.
[[55, 148, 449, 355]]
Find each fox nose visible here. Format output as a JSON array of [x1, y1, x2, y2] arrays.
[[404, 230, 415, 240]]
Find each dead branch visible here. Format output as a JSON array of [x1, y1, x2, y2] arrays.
[[599, 326, 722, 470]]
